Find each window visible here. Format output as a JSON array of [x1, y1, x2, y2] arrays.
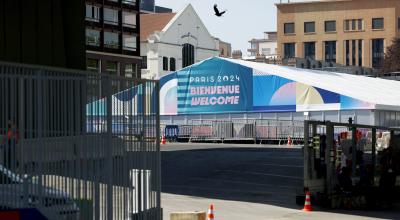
[[352, 40, 356, 65], [284, 43, 295, 59], [86, 29, 100, 46], [304, 22, 315, 33], [104, 32, 119, 49], [372, 39, 384, 68], [262, 48, 271, 56], [104, 8, 119, 25], [123, 35, 136, 51], [107, 61, 119, 91], [122, 0, 135, 5], [170, 58, 176, 71], [304, 42, 315, 59], [182, 43, 195, 68], [325, 20, 336, 32], [398, 17, 400, 29], [284, 23, 295, 34], [122, 11, 136, 27], [358, 40, 363, 66], [372, 18, 384, 30], [87, 58, 100, 72], [125, 64, 137, 78], [345, 40, 350, 66], [106, 61, 118, 74], [251, 43, 257, 49], [344, 19, 363, 31], [358, 19, 363, 31], [325, 41, 336, 63], [345, 20, 350, 31], [141, 56, 147, 69], [163, 57, 168, 71], [86, 4, 100, 21]]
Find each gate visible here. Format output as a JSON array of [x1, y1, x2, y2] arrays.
[[0, 62, 161, 220]]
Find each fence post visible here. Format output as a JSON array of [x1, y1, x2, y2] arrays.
[[326, 122, 334, 199], [351, 126, 357, 177], [106, 74, 114, 220], [155, 81, 162, 218], [371, 128, 376, 179], [304, 120, 310, 187]]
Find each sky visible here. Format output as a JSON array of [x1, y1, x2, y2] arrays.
[[156, 0, 313, 56]]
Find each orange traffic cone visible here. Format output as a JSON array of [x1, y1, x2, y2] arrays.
[[287, 136, 293, 146], [161, 135, 166, 145], [302, 191, 312, 212], [207, 204, 215, 220]]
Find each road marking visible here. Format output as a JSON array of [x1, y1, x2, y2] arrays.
[[190, 177, 299, 189], [163, 184, 296, 196], [240, 163, 303, 168], [259, 156, 303, 160], [214, 170, 303, 180]]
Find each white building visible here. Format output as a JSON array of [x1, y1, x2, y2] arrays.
[[140, 4, 220, 79], [246, 32, 278, 59]]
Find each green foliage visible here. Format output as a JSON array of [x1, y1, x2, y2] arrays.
[[382, 38, 400, 73]]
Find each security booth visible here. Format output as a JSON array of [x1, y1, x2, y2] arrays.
[[303, 120, 400, 209]]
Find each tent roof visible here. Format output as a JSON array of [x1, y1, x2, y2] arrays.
[[219, 57, 400, 111]]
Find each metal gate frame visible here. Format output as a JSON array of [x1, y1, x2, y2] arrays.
[[303, 120, 400, 207], [0, 61, 161, 220]]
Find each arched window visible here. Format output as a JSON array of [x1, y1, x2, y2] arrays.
[[170, 58, 176, 71], [163, 57, 168, 71], [182, 43, 195, 68]]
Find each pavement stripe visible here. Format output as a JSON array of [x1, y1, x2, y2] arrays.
[[190, 177, 300, 190], [240, 163, 303, 168], [214, 170, 303, 180], [162, 184, 297, 196]]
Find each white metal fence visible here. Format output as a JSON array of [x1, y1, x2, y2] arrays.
[[161, 119, 304, 144], [0, 62, 161, 220]]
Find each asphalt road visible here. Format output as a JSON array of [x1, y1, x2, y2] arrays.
[[161, 143, 400, 220], [162, 143, 303, 207]]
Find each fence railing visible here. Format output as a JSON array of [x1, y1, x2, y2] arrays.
[[0, 61, 161, 220], [162, 119, 305, 144]]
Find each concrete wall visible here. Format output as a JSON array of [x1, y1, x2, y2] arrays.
[[258, 41, 278, 58]]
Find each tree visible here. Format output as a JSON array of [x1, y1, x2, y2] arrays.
[[382, 38, 400, 73]]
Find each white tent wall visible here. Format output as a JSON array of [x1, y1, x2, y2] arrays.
[[375, 110, 400, 127], [160, 109, 388, 126]]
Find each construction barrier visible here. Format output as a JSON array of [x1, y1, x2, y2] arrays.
[[162, 119, 304, 144]]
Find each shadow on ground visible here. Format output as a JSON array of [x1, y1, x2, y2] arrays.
[[161, 146, 400, 219]]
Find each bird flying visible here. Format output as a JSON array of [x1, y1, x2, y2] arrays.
[[213, 4, 226, 17]]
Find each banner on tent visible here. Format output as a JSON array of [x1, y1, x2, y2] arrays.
[[159, 58, 375, 115]]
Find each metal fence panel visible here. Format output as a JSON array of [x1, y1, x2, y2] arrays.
[[0, 62, 161, 220]]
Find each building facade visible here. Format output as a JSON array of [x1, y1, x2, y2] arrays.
[[215, 38, 232, 58], [85, 0, 141, 78], [0, 0, 85, 70], [277, 0, 400, 69], [140, 4, 219, 79], [248, 32, 278, 59], [140, 0, 172, 14]]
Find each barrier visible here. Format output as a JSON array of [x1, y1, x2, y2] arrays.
[[163, 119, 305, 143]]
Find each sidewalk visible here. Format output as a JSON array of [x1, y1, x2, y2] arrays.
[[162, 193, 400, 220]]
